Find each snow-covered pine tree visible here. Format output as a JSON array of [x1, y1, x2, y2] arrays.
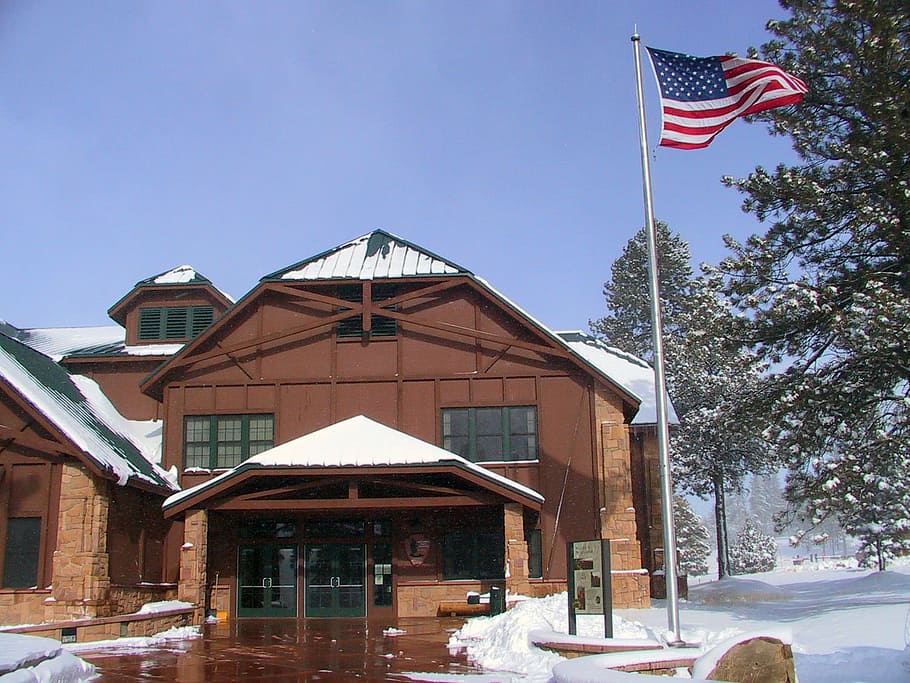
[[591, 226, 774, 578], [729, 518, 777, 575], [719, 0, 910, 568], [749, 474, 784, 536], [674, 496, 711, 576]]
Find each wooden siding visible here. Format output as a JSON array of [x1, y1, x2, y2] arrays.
[[157, 279, 623, 583]]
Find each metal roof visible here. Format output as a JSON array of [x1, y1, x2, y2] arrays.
[[0, 331, 175, 491], [164, 415, 543, 512], [263, 230, 470, 281]]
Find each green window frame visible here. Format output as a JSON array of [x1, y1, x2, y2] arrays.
[[441, 406, 538, 462], [138, 306, 214, 341], [183, 414, 274, 469], [441, 528, 504, 580], [2, 517, 41, 589], [336, 284, 398, 339]]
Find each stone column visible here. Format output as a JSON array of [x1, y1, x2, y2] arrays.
[[599, 420, 649, 608], [178, 509, 208, 624], [47, 463, 112, 621], [503, 503, 530, 597]]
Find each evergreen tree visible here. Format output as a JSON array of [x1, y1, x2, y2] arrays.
[[749, 473, 785, 536], [729, 518, 778, 575], [674, 496, 711, 576], [590, 222, 691, 360], [719, 0, 910, 567], [592, 226, 773, 578]]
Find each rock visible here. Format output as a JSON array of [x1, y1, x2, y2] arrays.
[[702, 636, 796, 683]]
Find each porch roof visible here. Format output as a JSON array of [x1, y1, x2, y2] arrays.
[[163, 415, 544, 516]]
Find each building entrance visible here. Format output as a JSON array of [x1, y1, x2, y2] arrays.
[[304, 543, 367, 618], [237, 545, 298, 617]]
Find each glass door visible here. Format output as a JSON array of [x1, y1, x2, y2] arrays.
[[305, 544, 366, 618], [237, 545, 297, 617]]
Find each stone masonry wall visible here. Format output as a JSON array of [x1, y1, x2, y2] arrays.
[[594, 389, 650, 609], [178, 509, 208, 624], [45, 463, 113, 621], [503, 503, 530, 596]]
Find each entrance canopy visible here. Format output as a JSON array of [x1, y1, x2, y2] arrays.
[[163, 415, 544, 518]]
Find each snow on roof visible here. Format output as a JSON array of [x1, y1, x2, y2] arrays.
[[0, 332, 175, 491], [557, 331, 678, 425], [153, 265, 197, 284], [266, 230, 469, 281], [164, 415, 544, 510], [15, 326, 184, 361], [15, 326, 126, 362]]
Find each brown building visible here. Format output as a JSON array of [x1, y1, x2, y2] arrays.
[[1, 230, 671, 626]]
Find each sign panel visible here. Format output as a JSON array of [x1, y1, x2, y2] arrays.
[[567, 539, 612, 637]]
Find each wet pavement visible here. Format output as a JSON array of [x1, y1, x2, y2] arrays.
[[79, 618, 486, 682]]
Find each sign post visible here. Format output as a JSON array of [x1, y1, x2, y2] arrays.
[[567, 539, 612, 638]]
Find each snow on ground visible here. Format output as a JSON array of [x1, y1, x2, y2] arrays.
[[64, 626, 201, 657], [437, 559, 910, 682], [0, 633, 95, 683], [7, 561, 909, 682]]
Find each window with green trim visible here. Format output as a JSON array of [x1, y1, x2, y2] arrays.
[[138, 306, 214, 341], [441, 406, 538, 462], [183, 414, 274, 469], [442, 528, 504, 580], [336, 284, 398, 338], [2, 517, 41, 589]]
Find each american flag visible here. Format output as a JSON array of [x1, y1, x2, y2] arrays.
[[646, 47, 808, 150]]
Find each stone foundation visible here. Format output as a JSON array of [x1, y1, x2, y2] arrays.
[[108, 584, 179, 615], [397, 582, 502, 618], [1, 607, 192, 644], [0, 590, 50, 628]]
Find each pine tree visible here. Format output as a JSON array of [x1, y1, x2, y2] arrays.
[[719, 0, 910, 568], [592, 226, 773, 578], [749, 474, 784, 536], [729, 518, 778, 575], [674, 496, 711, 576], [590, 222, 691, 360]]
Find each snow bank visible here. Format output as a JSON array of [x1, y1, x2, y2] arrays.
[[448, 592, 655, 681], [0, 634, 95, 683]]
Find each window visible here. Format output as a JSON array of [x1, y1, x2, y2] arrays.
[[3, 517, 41, 589], [183, 414, 274, 469], [441, 406, 538, 462], [442, 528, 504, 580], [138, 306, 214, 341], [336, 284, 397, 338], [525, 528, 543, 579]]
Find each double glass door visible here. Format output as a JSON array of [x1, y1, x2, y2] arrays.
[[304, 544, 366, 618], [237, 545, 297, 617]]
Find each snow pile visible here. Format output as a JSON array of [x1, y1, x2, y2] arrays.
[[0, 633, 95, 683], [448, 592, 652, 681], [65, 626, 201, 655]]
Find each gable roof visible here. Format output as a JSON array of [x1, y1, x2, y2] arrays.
[[108, 264, 234, 325], [143, 231, 672, 424], [263, 230, 470, 281], [0, 331, 176, 492], [164, 415, 543, 515]]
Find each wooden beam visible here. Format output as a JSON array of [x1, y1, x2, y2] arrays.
[[210, 494, 493, 511]]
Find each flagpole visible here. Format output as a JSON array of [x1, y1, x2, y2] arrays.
[[631, 30, 683, 646]]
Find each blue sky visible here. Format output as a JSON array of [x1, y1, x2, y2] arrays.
[[0, 1, 798, 332]]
